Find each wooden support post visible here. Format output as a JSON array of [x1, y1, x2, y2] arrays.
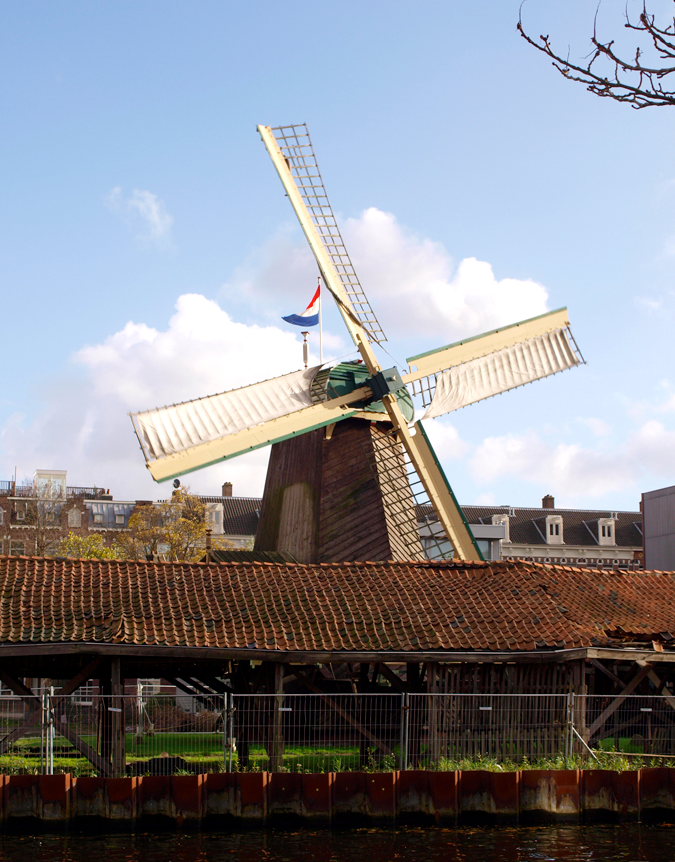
[[427, 662, 441, 763], [111, 658, 126, 777], [99, 661, 112, 763], [573, 659, 588, 745]]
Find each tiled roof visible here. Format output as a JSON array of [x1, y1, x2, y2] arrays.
[[0, 556, 671, 653], [205, 496, 643, 548], [205, 550, 299, 564], [199, 496, 260, 537], [419, 504, 643, 548]]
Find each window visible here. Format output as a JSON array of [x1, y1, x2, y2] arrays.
[[0, 509, 4, 526], [549, 523, 560, 536], [93, 513, 103, 525], [68, 509, 82, 528], [115, 513, 125, 525], [9, 541, 25, 556], [15, 502, 26, 522]]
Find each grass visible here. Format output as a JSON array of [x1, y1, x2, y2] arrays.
[[1, 735, 673, 775]]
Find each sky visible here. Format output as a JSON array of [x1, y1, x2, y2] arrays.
[[2, 0, 675, 512]]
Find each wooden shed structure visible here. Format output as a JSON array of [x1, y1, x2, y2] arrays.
[[0, 555, 674, 774]]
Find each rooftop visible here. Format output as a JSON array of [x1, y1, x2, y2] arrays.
[[0, 555, 670, 656]]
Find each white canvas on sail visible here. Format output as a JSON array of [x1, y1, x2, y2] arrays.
[[132, 366, 321, 462], [423, 329, 579, 419]]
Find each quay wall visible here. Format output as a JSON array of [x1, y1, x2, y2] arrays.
[[0, 769, 674, 828]]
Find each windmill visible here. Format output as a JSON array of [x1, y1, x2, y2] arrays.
[[130, 124, 583, 563]]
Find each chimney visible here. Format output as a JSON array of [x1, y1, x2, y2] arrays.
[[222, 482, 233, 498], [542, 494, 555, 509]]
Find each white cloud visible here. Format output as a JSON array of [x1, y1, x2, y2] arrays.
[[106, 186, 173, 246], [225, 208, 550, 345], [578, 417, 611, 437], [0, 295, 308, 500], [469, 418, 675, 501], [343, 208, 549, 340], [421, 419, 469, 461]]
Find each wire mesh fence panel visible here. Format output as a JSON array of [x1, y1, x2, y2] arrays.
[[0, 694, 42, 774], [406, 694, 570, 767], [42, 693, 227, 777], [230, 693, 402, 773], [583, 695, 675, 758], [8, 690, 675, 776]]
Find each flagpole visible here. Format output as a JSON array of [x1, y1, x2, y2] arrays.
[[318, 275, 323, 365]]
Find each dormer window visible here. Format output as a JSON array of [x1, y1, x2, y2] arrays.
[[491, 514, 510, 543], [545, 515, 564, 545], [598, 518, 616, 547]]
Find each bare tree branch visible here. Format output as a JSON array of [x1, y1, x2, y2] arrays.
[[518, 2, 675, 108]]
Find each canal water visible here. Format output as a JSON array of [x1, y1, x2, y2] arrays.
[[1, 826, 674, 862]]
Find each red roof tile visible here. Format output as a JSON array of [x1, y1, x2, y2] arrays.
[[0, 556, 672, 654]]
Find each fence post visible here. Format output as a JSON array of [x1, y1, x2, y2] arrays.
[[47, 687, 54, 775], [40, 691, 46, 775], [399, 692, 409, 771], [228, 693, 235, 773], [222, 693, 229, 772]]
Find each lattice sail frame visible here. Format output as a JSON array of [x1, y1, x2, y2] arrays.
[[269, 124, 386, 343]]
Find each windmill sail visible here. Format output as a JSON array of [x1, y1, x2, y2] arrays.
[[404, 308, 583, 414], [259, 124, 386, 344], [133, 368, 321, 463], [422, 327, 580, 418], [130, 367, 377, 482]]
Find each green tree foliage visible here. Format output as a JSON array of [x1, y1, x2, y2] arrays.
[[56, 532, 122, 560], [117, 488, 232, 562]]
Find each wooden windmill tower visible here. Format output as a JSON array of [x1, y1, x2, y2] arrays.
[[130, 124, 583, 563]]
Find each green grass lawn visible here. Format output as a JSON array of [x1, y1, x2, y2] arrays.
[[0, 734, 673, 775]]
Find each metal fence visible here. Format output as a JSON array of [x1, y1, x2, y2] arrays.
[[1, 691, 675, 775]]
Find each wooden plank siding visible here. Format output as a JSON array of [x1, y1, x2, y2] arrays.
[[256, 418, 424, 564]]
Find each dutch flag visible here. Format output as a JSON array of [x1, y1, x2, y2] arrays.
[[282, 285, 320, 327]]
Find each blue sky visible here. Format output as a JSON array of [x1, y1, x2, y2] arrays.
[[2, 0, 675, 511]]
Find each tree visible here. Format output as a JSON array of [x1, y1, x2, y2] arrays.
[[518, 3, 675, 108], [55, 532, 122, 560], [17, 478, 67, 557], [117, 488, 233, 562]]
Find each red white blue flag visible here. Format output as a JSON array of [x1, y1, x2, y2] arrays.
[[282, 285, 320, 327]]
